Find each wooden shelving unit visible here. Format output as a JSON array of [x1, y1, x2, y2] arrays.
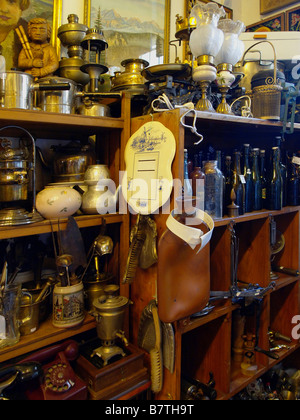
[[0, 93, 131, 365], [130, 109, 300, 400], [1, 102, 299, 400], [0, 314, 96, 363]]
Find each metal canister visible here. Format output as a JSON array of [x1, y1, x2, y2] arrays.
[[0, 71, 35, 109], [37, 76, 78, 114]]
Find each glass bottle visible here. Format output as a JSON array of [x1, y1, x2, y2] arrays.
[[267, 147, 283, 211], [287, 155, 300, 206], [243, 144, 252, 213], [190, 153, 205, 208], [275, 137, 287, 207], [216, 150, 225, 217], [260, 150, 267, 209], [224, 155, 232, 211], [204, 160, 223, 219], [184, 149, 193, 197], [251, 148, 262, 211], [232, 151, 245, 215]]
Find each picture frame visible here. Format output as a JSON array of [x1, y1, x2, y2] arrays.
[[0, 0, 62, 71], [260, 0, 298, 15], [84, 0, 170, 70], [286, 5, 300, 31], [246, 12, 285, 32]]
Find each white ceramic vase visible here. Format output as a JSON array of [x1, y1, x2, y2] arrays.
[[36, 186, 82, 219]]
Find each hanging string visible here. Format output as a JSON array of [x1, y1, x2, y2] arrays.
[[151, 94, 204, 145], [180, 108, 204, 145]]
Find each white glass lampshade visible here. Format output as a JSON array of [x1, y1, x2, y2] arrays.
[[215, 19, 245, 66], [189, 2, 226, 59]]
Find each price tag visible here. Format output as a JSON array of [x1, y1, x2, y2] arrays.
[[0, 315, 6, 339], [239, 174, 246, 184], [292, 156, 300, 166]]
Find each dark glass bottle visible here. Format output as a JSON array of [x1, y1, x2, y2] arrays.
[[251, 148, 262, 211], [232, 151, 245, 215], [243, 144, 252, 213], [275, 137, 287, 207], [184, 149, 193, 197], [204, 161, 223, 219], [260, 149, 267, 209], [267, 147, 283, 211], [190, 153, 205, 198], [216, 150, 225, 217], [224, 155, 232, 211], [287, 155, 300, 206]]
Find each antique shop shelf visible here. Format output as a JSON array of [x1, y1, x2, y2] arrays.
[[177, 302, 237, 335], [228, 342, 300, 400], [0, 313, 97, 364], [0, 107, 124, 140], [0, 93, 131, 369], [130, 109, 300, 401], [214, 206, 300, 227], [0, 213, 126, 240], [183, 109, 300, 133]]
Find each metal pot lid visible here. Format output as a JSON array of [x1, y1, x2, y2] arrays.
[[93, 294, 129, 311], [38, 76, 78, 86], [121, 58, 149, 68], [142, 63, 192, 80], [0, 70, 34, 78]]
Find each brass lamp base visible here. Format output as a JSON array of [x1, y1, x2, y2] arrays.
[[195, 80, 215, 112], [216, 86, 232, 115]]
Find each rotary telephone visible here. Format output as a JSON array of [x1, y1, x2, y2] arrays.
[[20, 339, 87, 400]]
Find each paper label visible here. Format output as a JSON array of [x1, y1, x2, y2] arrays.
[[239, 175, 246, 184], [292, 156, 300, 166], [0, 315, 6, 339]]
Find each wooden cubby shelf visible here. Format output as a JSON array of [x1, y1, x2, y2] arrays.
[[130, 109, 300, 401], [0, 314, 97, 363], [0, 102, 299, 400], [0, 93, 131, 368]]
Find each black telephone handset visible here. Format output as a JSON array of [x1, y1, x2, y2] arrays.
[[0, 362, 43, 400], [21, 340, 87, 400]]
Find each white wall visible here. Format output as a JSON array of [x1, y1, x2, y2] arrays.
[[232, 0, 300, 26], [62, 0, 84, 24]]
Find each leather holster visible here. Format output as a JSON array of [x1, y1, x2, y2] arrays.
[[157, 209, 214, 323]]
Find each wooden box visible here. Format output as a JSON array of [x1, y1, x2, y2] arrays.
[[75, 343, 149, 399]]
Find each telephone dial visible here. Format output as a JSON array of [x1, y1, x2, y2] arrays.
[[20, 339, 87, 400]]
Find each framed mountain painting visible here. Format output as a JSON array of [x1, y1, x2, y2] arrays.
[[84, 0, 170, 71]]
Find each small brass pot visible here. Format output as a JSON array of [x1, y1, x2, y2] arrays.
[[111, 58, 149, 95]]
